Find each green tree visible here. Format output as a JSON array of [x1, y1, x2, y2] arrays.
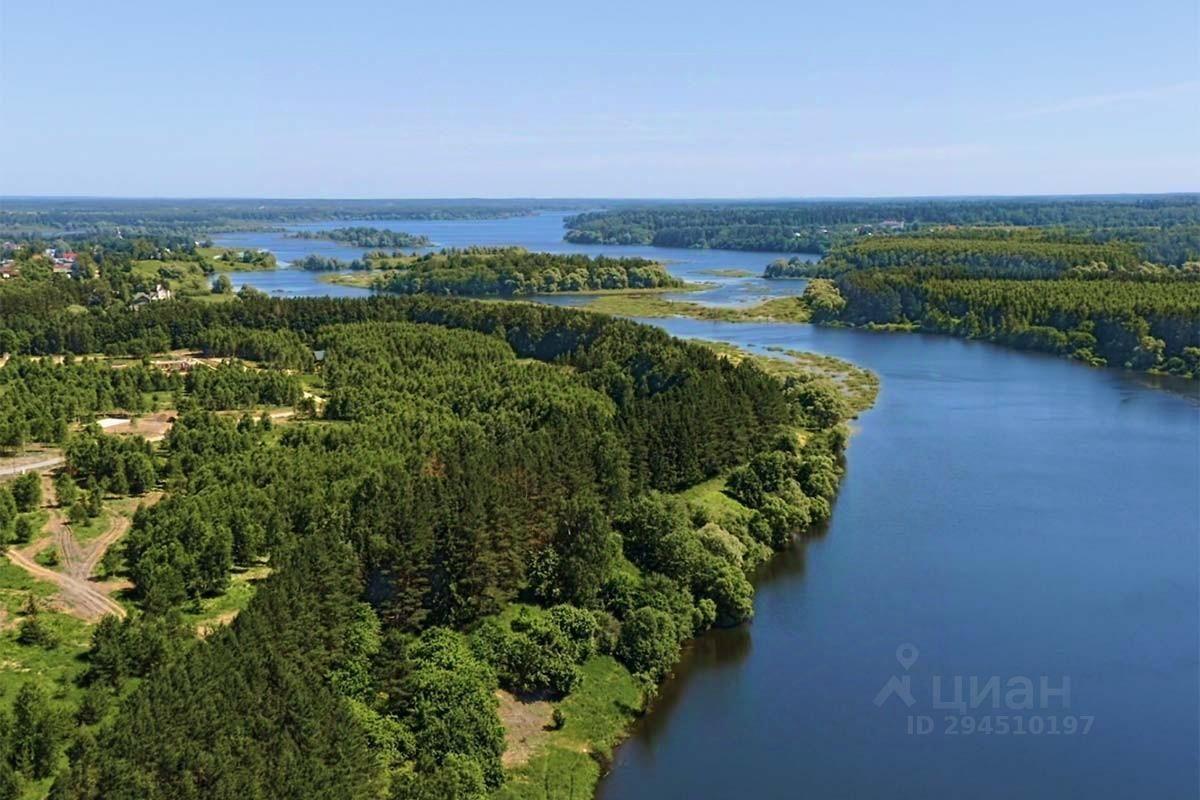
[[9, 683, 66, 779], [10, 472, 41, 513], [54, 472, 78, 508], [617, 606, 679, 680]]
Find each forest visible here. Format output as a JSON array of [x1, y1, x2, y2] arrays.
[[563, 195, 1200, 253], [365, 248, 685, 296], [290, 227, 433, 249], [0, 282, 852, 800], [765, 225, 1200, 279], [768, 232, 1149, 277], [800, 272, 1200, 377]]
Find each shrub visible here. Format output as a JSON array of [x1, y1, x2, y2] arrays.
[[616, 606, 679, 680]]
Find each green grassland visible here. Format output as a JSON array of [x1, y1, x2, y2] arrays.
[[196, 247, 277, 272], [181, 563, 272, 635], [494, 654, 644, 800], [579, 293, 812, 323], [694, 268, 757, 277], [130, 259, 212, 296]]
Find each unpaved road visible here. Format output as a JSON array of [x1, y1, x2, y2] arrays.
[[5, 546, 126, 621], [4, 484, 159, 622]]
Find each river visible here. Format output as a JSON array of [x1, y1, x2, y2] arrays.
[[217, 213, 1200, 799]]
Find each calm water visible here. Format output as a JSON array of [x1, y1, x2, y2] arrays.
[[222, 216, 1200, 799], [215, 211, 814, 306]]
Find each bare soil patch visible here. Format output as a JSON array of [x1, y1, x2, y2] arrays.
[[496, 689, 557, 767]]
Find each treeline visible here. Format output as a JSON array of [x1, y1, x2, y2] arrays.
[[291, 227, 433, 248], [0, 286, 854, 798], [185, 362, 302, 410], [368, 247, 684, 296], [564, 195, 1200, 252], [0, 357, 179, 449], [564, 210, 832, 253], [0, 198, 570, 240], [195, 326, 315, 370], [768, 233, 1147, 278], [803, 272, 1200, 377]]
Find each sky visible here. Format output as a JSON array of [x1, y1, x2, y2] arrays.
[[0, 0, 1197, 198]]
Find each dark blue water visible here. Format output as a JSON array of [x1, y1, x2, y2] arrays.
[[596, 320, 1199, 800], [222, 217, 1200, 799]]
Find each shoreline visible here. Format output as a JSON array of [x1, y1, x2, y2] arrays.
[[495, 340, 877, 799], [316, 271, 716, 295]]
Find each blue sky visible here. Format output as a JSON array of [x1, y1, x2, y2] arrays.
[[1, 0, 1196, 197]]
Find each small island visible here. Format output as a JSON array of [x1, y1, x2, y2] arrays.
[[319, 246, 693, 296], [289, 226, 433, 249]]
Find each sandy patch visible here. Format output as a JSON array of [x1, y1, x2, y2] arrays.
[[496, 689, 557, 767]]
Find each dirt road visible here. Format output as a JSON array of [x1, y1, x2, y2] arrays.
[[5, 546, 126, 621], [3, 483, 159, 622]]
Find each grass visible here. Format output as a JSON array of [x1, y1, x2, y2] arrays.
[[765, 347, 880, 414], [67, 508, 109, 544], [197, 246, 276, 272], [695, 268, 756, 277], [33, 545, 58, 568], [130, 259, 211, 297], [181, 563, 271, 635], [700, 340, 879, 417], [0, 608, 91, 703], [677, 474, 754, 526], [10, 510, 49, 547], [0, 563, 93, 779], [580, 293, 812, 323], [0, 559, 58, 608], [493, 656, 644, 800]]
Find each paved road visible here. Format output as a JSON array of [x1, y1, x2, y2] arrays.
[[0, 456, 65, 478]]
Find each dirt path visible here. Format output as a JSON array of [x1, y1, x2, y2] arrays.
[[5, 547, 126, 621], [75, 504, 144, 581], [4, 485, 160, 623]]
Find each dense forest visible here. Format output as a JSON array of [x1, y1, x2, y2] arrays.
[[0, 281, 852, 799], [800, 272, 1200, 377], [767, 231, 1150, 277], [290, 227, 433, 248], [564, 195, 1200, 253], [366, 248, 685, 296]]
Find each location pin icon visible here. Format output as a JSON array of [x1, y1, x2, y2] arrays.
[[896, 643, 919, 670]]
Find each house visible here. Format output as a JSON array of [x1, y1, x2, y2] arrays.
[[879, 219, 906, 230], [131, 283, 174, 308], [0, 261, 18, 279]]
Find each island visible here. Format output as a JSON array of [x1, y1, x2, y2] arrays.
[[317, 246, 693, 296], [289, 226, 433, 249]]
